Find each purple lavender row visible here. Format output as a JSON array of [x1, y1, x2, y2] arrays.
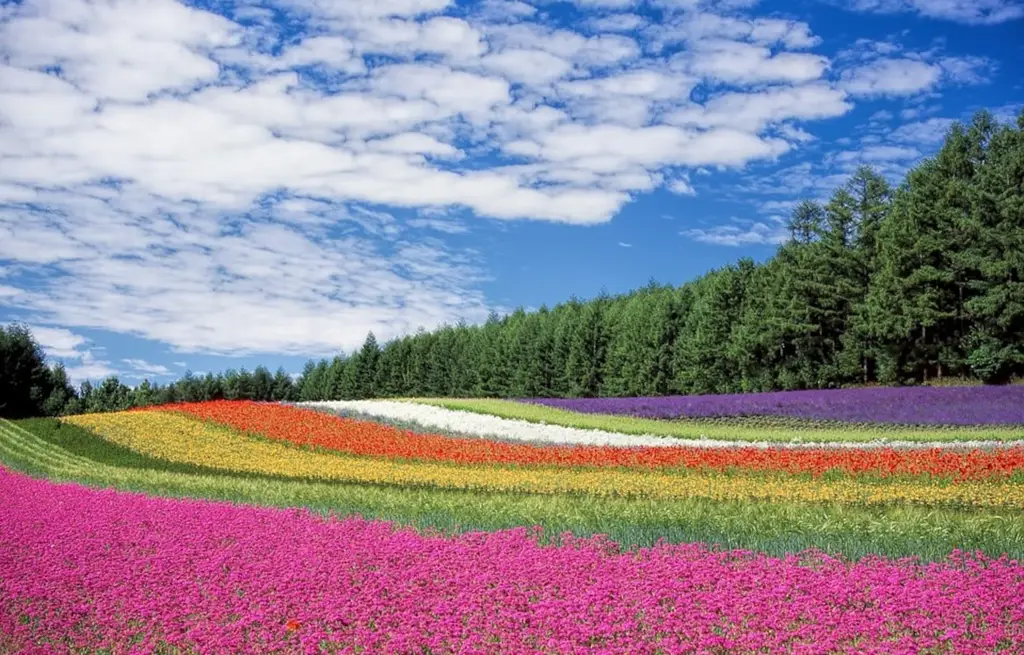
[[3, 467, 1024, 654], [524, 385, 1024, 425]]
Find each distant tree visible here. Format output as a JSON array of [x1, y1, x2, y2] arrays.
[[353, 333, 381, 399], [0, 324, 54, 418], [86, 376, 133, 413], [566, 294, 608, 397], [271, 367, 297, 402], [132, 379, 156, 408], [41, 362, 76, 416], [251, 366, 274, 401]]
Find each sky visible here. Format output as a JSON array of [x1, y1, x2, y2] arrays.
[[1, 0, 1022, 385]]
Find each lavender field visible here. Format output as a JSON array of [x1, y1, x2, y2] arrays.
[[526, 385, 1024, 426]]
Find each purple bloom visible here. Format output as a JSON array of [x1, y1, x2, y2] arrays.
[[525, 386, 1024, 425]]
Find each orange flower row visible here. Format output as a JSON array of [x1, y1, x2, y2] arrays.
[[164, 401, 1024, 481]]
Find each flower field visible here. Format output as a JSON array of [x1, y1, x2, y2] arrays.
[[409, 397, 1024, 443], [4, 468, 1023, 654], [2, 393, 1024, 653], [524, 385, 1024, 425]]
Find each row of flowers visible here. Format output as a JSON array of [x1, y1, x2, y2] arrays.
[[169, 400, 1024, 481], [3, 466, 1023, 654], [525, 385, 1024, 425], [401, 397, 1024, 443], [63, 408, 1024, 508]]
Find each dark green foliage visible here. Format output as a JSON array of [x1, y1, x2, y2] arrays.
[[0, 324, 58, 419]]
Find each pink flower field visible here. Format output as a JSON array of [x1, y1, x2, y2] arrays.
[[2, 467, 1023, 655]]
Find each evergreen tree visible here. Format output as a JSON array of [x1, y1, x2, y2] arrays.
[[0, 324, 54, 418], [354, 333, 381, 399], [133, 379, 156, 407], [962, 111, 1024, 381], [41, 362, 76, 416], [271, 367, 296, 401], [566, 295, 608, 397]]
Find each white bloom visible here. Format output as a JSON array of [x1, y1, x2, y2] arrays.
[[298, 401, 1024, 451]]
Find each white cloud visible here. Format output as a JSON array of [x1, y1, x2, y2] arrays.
[[122, 358, 172, 376], [840, 58, 942, 96], [276, 36, 364, 72], [668, 84, 852, 132], [275, 0, 455, 19], [682, 40, 829, 84], [0, 0, 239, 102], [667, 175, 697, 195], [474, 0, 538, 21], [28, 326, 89, 359], [839, 51, 992, 97], [682, 219, 788, 246], [173, 361, 188, 368], [889, 117, 955, 144], [574, 0, 639, 6], [842, 0, 1024, 24], [834, 145, 921, 163], [587, 13, 646, 31], [776, 124, 816, 143], [407, 217, 470, 233], [938, 55, 995, 84], [352, 16, 487, 61], [650, 13, 821, 50], [65, 352, 120, 385], [481, 49, 574, 85]]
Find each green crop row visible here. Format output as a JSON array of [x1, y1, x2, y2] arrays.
[[2, 418, 1022, 561], [405, 398, 1024, 443]]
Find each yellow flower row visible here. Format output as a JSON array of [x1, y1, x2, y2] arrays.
[[64, 411, 1024, 509]]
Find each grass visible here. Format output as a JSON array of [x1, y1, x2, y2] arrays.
[[3, 417, 1022, 562], [404, 398, 1024, 443]]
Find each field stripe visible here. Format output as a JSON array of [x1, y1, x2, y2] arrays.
[[308, 400, 1024, 450], [60, 410, 1024, 509], [0, 421, 88, 469]]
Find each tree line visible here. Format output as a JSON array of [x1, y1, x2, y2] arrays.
[[2, 109, 1021, 419]]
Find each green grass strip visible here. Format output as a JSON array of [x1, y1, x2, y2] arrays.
[[2, 418, 1022, 562], [404, 398, 1024, 443]]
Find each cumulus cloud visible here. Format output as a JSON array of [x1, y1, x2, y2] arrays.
[[838, 52, 991, 97], [839, 58, 943, 96], [840, 0, 1024, 24], [65, 351, 121, 385], [29, 326, 89, 359], [682, 219, 789, 247], [888, 117, 956, 144]]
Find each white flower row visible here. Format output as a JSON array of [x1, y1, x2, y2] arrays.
[[298, 400, 1024, 450]]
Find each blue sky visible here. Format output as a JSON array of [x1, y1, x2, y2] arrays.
[[1, 0, 1022, 384]]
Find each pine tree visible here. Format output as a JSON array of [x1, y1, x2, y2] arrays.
[[41, 362, 76, 416], [355, 332, 381, 399], [566, 295, 608, 397], [0, 323, 54, 418], [271, 367, 296, 401], [252, 366, 274, 401], [962, 111, 1024, 381]]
